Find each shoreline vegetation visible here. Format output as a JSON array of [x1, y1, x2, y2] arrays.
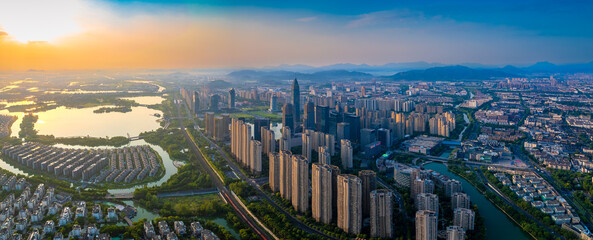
[[93, 106, 132, 113]]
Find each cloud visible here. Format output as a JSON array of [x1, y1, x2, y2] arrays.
[[346, 9, 424, 28], [296, 16, 317, 22], [0, 31, 7, 37]]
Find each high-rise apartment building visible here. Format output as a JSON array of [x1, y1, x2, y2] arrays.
[[416, 210, 438, 240], [370, 189, 393, 238], [312, 163, 333, 224], [453, 208, 475, 231], [279, 150, 293, 200], [358, 170, 377, 218], [337, 174, 362, 235], [292, 155, 309, 213], [268, 152, 280, 192], [415, 193, 439, 215], [451, 192, 470, 210], [341, 139, 353, 169]]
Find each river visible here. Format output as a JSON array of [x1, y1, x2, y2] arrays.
[[423, 163, 531, 240]]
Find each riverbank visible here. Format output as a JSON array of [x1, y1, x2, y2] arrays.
[[424, 163, 532, 240]]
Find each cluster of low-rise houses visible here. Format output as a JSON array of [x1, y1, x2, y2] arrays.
[[1, 143, 161, 184], [143, 220, 219, 240], [494, 172, 592, 239]]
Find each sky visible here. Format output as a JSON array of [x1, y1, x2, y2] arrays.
[[0, 0, 592, 70]]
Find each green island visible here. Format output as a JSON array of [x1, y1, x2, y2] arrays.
[[93, 106, 132, 113]]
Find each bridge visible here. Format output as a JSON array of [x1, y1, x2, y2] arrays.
[[105, 192, 134, 199], [127, 133, 142, 141]]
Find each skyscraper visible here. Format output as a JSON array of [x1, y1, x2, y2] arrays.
[[370, 189, 393, 239], [291, 155, 309, 213], [279, 127, 291, 151], [416, 210, 438, 240], [304, 101, 315, 130], [193, 91, 200, 113], [269, 94, 279, 112], [312, 163, 333, 224], [302, 132, 312, 161], [291, 78, 300, 125], [337, 174, 362, 235], [253, 117, 270, 141], [230, 118, 261, 174], [451, 192, 470, 210], [209, 94, 220, 111], [336, 122, 350, 142], [446, 226, 466, 240], [329, 165, 341, 209], [341, 139, 353, 169], [268, 152, 280, 192], [205, 112, 215, 137], [415, 193, 439, 215], [279, 150, 293, 200], [260, 127, 275, 155], [282, 103, 294, 134], [315, 105, 330, 133], [358, 170, 377, 218], [453, 208, 475, 231], [228, 88, 235, 109]]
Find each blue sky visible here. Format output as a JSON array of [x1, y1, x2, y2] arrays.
[[1, 0, 592, 70]]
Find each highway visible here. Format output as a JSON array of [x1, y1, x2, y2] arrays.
[[173, 97, 277, 240], [176, 96, 334, 239]]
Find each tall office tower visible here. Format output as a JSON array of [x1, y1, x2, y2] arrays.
[[312, 163, 333, 224], [260, 127, 275, 155], [446, 226, 466, 240], [415, 193, 439, 215], [253, 118, 270, 141], [268, 152, 280, 192], [318, 146, 331, 165], [315, 105, 330, 133], [445, 180, 463, 197], [336, 122, 351, 142], [279, 150, 293, 200], [228, 88, 236, 109], [279, 127, 291, 151], [340, 139, 353, 169], [282, 103, 295, 134], [213, 116, 229, 141], [329, 165, 341, 208], [451, 192, 470, 210], [337, 174, 362, 235], [291, 155, 309, 213], [291, 78, 300, 125], [249, 140, 262, 174], [344, 114, 360, 142], [205, 112, 215, 137], [377, 128, 391, 148], [269, 95, 279, 112], [302, 132, 312, 161], [304, 101, 315, 130], [358, 170, 377, 218], [193, 91, 200, 113], [370, 189, 393, 239], [453, 208, 475, 230], [209, 94, 220, 111], [360, 128, 376, 147], [412, 178, 435, 197], [416, 210, 438, 240]]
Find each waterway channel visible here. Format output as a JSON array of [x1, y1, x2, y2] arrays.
[[423, 162, 531, 240]]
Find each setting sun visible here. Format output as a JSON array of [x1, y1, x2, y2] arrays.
[[0, 0, 83, 43]]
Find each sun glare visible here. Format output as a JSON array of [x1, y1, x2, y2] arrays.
[[0, 0, 84, 43]]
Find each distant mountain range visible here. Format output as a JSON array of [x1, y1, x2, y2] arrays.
[[226, 61, 593, 82]]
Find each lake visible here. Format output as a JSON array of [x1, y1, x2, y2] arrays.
[[423, 163, 531, 240]]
